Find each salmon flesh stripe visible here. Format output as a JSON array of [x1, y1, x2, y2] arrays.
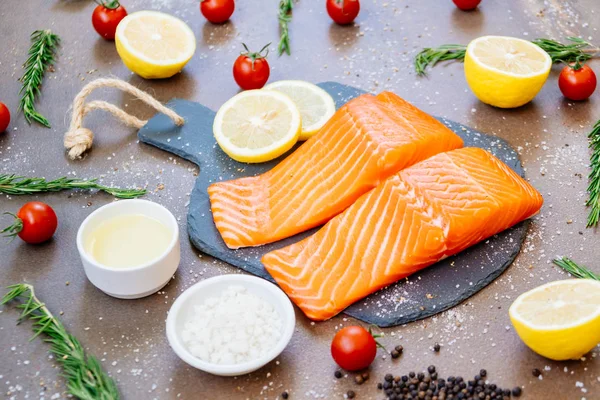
[[208, 92, 464, 249], [262, 148, 544, 321]]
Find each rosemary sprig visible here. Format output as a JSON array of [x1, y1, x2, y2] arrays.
[[415, 37, 600, 76], [414, 44, 466, 76], [552, 257, 600, 281], [531, 37, 598, 64], [2, 284, 120, 400], [0, 174, 146, 199], [277, 0, 293, 56], [586, 120, 600, 227], [19, 30, 61, 128]]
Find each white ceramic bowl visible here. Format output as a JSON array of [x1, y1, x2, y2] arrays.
[[166, 274, 295, 376], [76, 199, 180, 299]]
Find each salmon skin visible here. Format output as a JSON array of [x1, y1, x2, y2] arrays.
[[208, 92, 463, 249], [262, 148, 543, 321]]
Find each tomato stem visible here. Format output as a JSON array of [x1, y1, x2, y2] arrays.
[[241, 43, 271, 71], [368, 325, 386, 350], [94, 0, 121, 9], [1, 212, 23, 241]]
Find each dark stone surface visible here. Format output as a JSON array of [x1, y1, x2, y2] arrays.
[[138, 82, 528, 327]]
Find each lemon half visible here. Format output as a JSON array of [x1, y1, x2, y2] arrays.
[[509, 279, 600, 360], [115, 11, 196, 79], [213, 90, 302, 163], [265, 80, 336, 141], [464, 36, 552, 108]]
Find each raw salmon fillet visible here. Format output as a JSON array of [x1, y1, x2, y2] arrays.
[[208, 92, 463, 249], [263, 148, 543, 321]]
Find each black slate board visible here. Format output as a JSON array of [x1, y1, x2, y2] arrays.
[[138, 82, 529, 327]]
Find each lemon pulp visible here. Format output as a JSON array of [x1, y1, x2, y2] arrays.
[[464, 36, 552, 108], [265, 80, 336, 140], [509, 279, 600, 360], [213, 90, 301, 163], [115, 11, 196, 79]]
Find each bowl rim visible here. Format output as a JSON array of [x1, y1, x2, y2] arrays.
[[166, 274, 296, 376], [76, 199, 179, 273]]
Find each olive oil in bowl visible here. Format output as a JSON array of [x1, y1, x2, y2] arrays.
[[86, 214, 173, 269]]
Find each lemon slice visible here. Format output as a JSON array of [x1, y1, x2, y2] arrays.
[[115, 11, 196, 79], [509, 279, 600, 360], [264, 81, 336, 141], [464, 36, 552, 108], [213, 90, 302, 163]]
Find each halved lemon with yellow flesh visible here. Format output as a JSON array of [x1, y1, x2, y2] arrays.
[[264, 80, 336, 141], [509, 279, 600, 361], [115, 11, 196, 79], [213, 90, 302, 163], [464, 36, 552, 108]]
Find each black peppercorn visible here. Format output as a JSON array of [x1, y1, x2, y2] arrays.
[[347, 390, 356, 399], [396, 345, 404, 353], [418, 372, 425, 381], [433, 343, 441, 352], [532, 368, 541, 377], [334, 370, 343, 379], [479, 369, 487, 377], [361, 372, 369, 381], [391, 350, 400, 359], [377, 382, 383, 390], [385, 374, 394, 382], [428, 365, 436, 374], [410, 372, 416, 378], [282, 391, 289, 399], [512, 387, 521, 397]]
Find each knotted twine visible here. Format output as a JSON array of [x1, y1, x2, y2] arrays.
[[64, 78, 185, 159]]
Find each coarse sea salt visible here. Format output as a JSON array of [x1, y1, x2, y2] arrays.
[[181, 285, 283, 365]]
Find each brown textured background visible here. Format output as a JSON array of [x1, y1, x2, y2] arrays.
[[0, 0, 598, 399]]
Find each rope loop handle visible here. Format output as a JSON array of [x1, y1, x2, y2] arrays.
[[64, 78, 185, 159]]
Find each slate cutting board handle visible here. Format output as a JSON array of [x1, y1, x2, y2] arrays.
[[138, 99, 218, 167]]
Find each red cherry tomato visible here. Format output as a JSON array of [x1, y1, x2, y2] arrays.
[[92, 1, 128, 40], [331, 326, 377, 371], [559, 64, 597, 101], [326, 0, 360, 25], [200, 0, 235, 24], [452, 0, 481, 11], [3, 202, 58, 244], [233, 44, 271, 90], [0, 102, 10, 133]]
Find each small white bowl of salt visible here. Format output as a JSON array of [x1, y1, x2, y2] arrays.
[[166, 274, 296, 376]]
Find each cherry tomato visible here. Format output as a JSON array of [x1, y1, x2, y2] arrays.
[[2, 202, 58, 244], [331, 326, 377, 371], [92, 1, 128, 40], [559, 64, 597, 101], [200, 0, 235, 24], [0, 102, 10, 133], [233, 44, 271, 90], [326, 0, 360, 25], [452, 0, 481, 11]]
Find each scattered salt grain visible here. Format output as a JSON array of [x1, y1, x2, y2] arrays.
[[181, 285, 282, 365]]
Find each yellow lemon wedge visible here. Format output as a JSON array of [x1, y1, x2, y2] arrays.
[[464, 36, 552, 108], [264, 80, 336, 141], [509, 279, 600, 361], [213, 90, 302, 163], [115, 11, 196, 79]]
